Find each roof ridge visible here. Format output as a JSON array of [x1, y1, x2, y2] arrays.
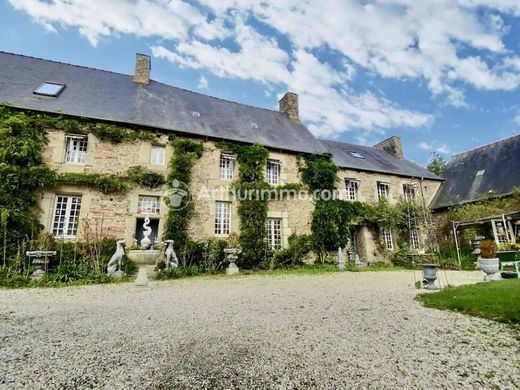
[[0, 50, 133, 78], [0, 51, 287, 118], [452, 133, 520, 158]]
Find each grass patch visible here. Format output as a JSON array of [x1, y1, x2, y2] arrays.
[[417, 279, 520, 324]]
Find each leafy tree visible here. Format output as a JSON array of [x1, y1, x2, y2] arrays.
[[427, 152, 447, 176]]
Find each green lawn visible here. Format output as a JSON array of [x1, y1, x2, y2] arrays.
[[417, 279, 520, 324]]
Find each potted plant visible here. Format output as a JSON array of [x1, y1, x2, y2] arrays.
[[224, 233, 241, 275], [478, 240, 500, 281]]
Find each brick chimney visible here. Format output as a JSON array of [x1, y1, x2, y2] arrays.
[[133, 53, 150, 85], [374, 136, 404, 159], [279, 92, 300, 124]]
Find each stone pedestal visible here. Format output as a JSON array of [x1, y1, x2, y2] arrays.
[[26, 251, 56, 280], [127, 249, 160, 290], [134, 266, 149, 287], [224, 248, 241, 276], [226, 262, 239, 275]]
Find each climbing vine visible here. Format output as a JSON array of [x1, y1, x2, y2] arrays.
[[0, 106, 56, 262], [57, 166, 165, 194], [232, 143, 270, 268], [163, 137, 204, 253]]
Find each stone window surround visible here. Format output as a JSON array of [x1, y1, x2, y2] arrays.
[[376, 181, 390, 201], [137, 195, 161, 215]]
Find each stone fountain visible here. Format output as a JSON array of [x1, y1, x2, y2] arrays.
[[127, 212, 161, 288]]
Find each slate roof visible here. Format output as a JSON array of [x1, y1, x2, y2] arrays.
[[432, 134, 520, 209], [0, 52, 326, 154], [320, 139, 442, 180]]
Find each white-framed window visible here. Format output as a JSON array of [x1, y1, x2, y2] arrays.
[[219, 153, 235, 180], [345, 178, 359, 201], [410, 229, 420, 250], [52, 195, 82, 238], [64, 135, 87, 164], [266, 160, 281, 185], [403, 184, 416, 201], [215, 201, 231, 236], [267, 218, 283, 250], [138, 195, 160, 214], [381, 229, 394, 250], [377, 182, 389, 200], [150, 146, 166, 165]]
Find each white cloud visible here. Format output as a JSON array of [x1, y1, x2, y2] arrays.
[[9, 0, 520, 138], [418, 141, 451, 154], [196, 75, 209, 90]]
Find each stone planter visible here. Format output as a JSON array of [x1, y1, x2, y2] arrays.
[[26, 251, 56, 279], [224, 248, 241, 275], [421, 264, 439, 290], [478, 258, 500, 281]]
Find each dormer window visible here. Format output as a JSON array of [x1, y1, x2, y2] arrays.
[[34, 82, 66, 97]]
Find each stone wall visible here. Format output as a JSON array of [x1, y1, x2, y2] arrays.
[[40, 128, 442, 263]]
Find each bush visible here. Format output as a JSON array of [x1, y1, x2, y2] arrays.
[[272, 234, 313, 267]]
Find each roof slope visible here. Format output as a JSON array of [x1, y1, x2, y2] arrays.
[[432, 134, 520, 209], [0, 52, 326, 154], [320, 139, 442, 180]]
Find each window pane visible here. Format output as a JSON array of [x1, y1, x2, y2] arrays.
[[150, 146, 165, 165], [219, 154, 234, 180], [52, 195, 82, 238], [34, 82, 65, 96], [215, 201, 231, 235], [345, 179, 358, 200], [267, 218, 282, 250], [64, 136, 87, 164], [138, 196, 160, 214], [266, 160, 280, 184]]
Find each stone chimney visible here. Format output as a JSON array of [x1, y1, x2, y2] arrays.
[[374, 136, 404, 159], [279, 92, 300, 124], [133, 53, 151, 85]]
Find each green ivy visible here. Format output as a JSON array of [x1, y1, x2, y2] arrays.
[[298, 153, 339, 194], [163, 137, 204, 254], [0, 106, 56, 262], [91, 124, 156, 143], [57, 166, 166, 194]]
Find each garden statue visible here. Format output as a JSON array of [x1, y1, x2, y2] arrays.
[[107, 239, 125, 277], [140, 213, 152, 249], [164, 240, 178, 269]]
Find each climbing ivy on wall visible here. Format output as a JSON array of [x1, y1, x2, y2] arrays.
[[163, 137, 204, 253], [299, 153, 363, 261], [0, 106, 56, 262], [232, 143, 270, 268]]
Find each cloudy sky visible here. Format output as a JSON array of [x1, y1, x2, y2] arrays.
[[2, 0, 520, 164]]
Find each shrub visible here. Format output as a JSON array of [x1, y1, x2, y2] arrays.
[[272, 234, 313, 267]]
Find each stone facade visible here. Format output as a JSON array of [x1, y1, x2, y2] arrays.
[[39, 127, 441, 263]]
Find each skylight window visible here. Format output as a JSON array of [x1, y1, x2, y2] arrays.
[[192, 111, 201, 118], [348, 151, 365, 159], [251, 122, 259, 129], [34, 82, 66, 97], [476, 169, 485, 176]]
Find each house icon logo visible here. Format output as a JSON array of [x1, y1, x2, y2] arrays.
[[162, 179, 191, 211]]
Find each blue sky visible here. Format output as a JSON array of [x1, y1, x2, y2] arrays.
[[2, 1, 520, 165]]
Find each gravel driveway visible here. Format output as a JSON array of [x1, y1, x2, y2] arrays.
[[1, 271, 519, 389]]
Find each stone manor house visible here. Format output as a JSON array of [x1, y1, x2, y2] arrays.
[[0, 52, 443, 262]]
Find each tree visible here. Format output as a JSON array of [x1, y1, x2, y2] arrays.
[[427, 152, 447, 176]]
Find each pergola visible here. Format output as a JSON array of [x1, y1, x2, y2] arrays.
[[452, 210, 520, 266]]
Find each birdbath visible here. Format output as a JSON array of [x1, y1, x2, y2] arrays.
[[26, 251, 56, 279], [225, 248, 241, 275], [127, 213, 161, 288]]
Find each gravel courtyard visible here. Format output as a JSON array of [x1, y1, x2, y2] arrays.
[[1, 271, 519, 389]]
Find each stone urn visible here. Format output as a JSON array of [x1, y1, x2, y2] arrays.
[[224, 247, 241, 275], [478, 258, 500, 281], [421, 264, 439, 290], [26, 251, 56, 279]]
